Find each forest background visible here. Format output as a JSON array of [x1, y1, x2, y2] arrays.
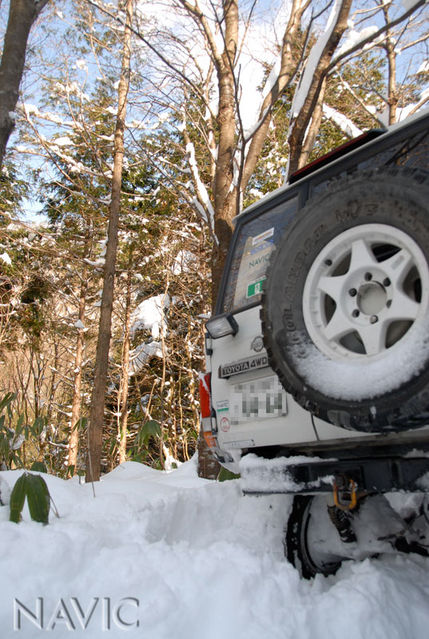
[[0, 0, 427, 480]]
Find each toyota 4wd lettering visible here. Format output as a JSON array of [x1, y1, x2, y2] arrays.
[[220, 355, 269, 378]]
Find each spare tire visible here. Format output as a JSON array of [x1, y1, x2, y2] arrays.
[[261, 168, 429, 432]]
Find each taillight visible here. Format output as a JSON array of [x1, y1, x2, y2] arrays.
[[199, 372, 216, 448], [199, 372, 212, 418], [203, 431, 217, 448]]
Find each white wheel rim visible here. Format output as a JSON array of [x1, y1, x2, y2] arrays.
[[303, 224, 429, 362]]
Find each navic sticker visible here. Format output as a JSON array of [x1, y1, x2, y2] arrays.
[[232, 228, 275, 307]]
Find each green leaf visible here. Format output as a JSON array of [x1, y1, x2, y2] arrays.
[[31, 416, 46, 437], [0, 392, 15, 414], [30, 461, 48, 473], [140, 420, 161, 446], [25, 474, 50, 524], [9, 474, 28, 523], [9, 472, 51, 524], [77, 417, 87, 431], [15, 414, 25, 434], [217, 467, 240, 482], [130, 453, 146, 464]]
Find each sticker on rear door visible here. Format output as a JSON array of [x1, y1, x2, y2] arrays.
[[233, 227, 275, 307], [216, 400, 230, 413], [220, 416, 231, 432]]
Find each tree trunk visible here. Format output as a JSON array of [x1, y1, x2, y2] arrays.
[[299, 77, 326, 167], [86, 0, 133, 482], [240, 0, 307, 188], [288, 0, 353, 175], [0, 0, 49, 168], [382, 4, 398, 125], [118, 265, 132, 465], [67, 272, 88, 475], [197, 0, 239, 480], [210, 0, 239, 302]]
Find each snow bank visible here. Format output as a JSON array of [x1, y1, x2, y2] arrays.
[[0, 461, 428, 638]]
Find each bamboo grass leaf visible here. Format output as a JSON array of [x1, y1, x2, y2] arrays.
[[26, 474, 50, 524], [9, 473, 28, 523]]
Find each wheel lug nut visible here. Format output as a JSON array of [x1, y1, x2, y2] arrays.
[[349, 288, 357, 297], [370, 315, 378, 324], [365, 272, 372, 281], [352, 310, 360, 318], [383, 278, 391, 287]]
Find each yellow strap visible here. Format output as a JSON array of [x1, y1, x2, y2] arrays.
[[333, 478, 358, 511]]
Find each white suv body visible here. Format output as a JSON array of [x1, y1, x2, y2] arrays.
[[201, 109, 429, 493]]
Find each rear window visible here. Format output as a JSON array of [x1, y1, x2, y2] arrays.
[[222, 196, 299, 313]]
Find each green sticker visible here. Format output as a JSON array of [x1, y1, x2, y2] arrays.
[[247, 277, 266, 298]]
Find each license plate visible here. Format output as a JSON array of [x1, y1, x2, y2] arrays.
[[229, 376, 287, 425]]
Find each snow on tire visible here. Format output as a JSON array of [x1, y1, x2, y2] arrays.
[[261, 168, 429, 432]]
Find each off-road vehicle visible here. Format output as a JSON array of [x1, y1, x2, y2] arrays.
[[200, 109, 429, 577]]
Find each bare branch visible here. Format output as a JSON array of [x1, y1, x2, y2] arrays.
[[328, 0, 427, 71], [86, 0, 206, 104]]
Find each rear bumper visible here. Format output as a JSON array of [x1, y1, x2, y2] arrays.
[[239, 453, 429, 495]]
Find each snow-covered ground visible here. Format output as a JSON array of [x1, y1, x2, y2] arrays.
[[1, 459, 429, 638]]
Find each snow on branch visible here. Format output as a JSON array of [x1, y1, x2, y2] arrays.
[[129, 341, 163, 376], [185, 141, 215, 228], [335, 25, 379, 58], [22, 104, 74, 128], [130, 294, 170, 340], [401, 0, 425, 10], [291, 0, 346, 119], [128, 293, 172, 376], [397, 89, 429, 120], [322, 104, 363, 138]]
